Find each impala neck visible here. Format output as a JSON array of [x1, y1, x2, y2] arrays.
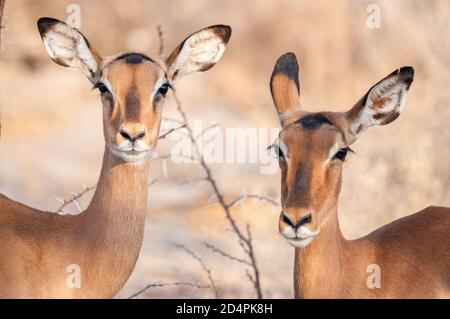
[[294, 205, 347, 298], [77, 146, 150, 296], [86, 146, 150, 222]]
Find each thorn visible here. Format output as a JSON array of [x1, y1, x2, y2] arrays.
[[54, 196, 65, 204], [73, 200, 82, 213]]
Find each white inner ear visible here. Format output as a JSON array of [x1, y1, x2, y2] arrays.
[[367, 76, 406, 113], [170, 30, 226, 80], [43, 23, 98, 80], [352, 76, 407, 135]]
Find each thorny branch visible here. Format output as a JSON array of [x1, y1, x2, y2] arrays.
[[55, 178, 158, 214], [195, 123, 220, 141], [204, 242, 252, 266], [55, 184, 96, 213], [171, 90, 263, 298], [128, 244, 218, 299], [128, 281, 210, 299], [159, 124, 187, 139], [175, 244, 219, 298], [156, 25, 165, 58], [228, 193, 279, 208], [154, 24, 265, 298], [61, 25, 271, 298]]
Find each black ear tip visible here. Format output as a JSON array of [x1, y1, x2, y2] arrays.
[[37, 17, 63, 35], [210, 25, 232, 44], [273, 52, 299, 79], [276, 52, 298, 68], [399, 66, 414, 88], [399, 66, 414, 78], [271, 52, 300, 95]]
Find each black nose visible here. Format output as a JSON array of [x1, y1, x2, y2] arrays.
[[282, 212, 312, 229], [119, 129, 146, 142]]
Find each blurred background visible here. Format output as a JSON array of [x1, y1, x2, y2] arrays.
[[0, 0, 449, 298]]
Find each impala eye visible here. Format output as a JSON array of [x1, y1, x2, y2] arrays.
[[334, 148, 349, 161], [273, 144, 285, 159], [95, 83, 109, 95], [157, 83, 170, 96]]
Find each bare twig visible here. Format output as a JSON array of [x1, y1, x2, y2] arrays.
[[228, 193, 279, 208], [245, 224, 262, 298], [195, 123, 220, 140], [128, 25, 264, 299], [171, 90, 263, 298], [55, 179, 156, 214], [0, 1, 5, 35], [148, 179, 158, 187], [156, 25, 164, 59], [162, 116, 185, 125], [55, 184, 96, 213], [128, 281, 210, 299], [53, 112, 185, 214], [173, 92, 250, 244], [159, 124, 187, 139], [204, 242, 252, 266], [175, 244, 219, 298]]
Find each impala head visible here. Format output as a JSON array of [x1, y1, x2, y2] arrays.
[[270, 53, 414, 248], [37, 17, 231, 163]]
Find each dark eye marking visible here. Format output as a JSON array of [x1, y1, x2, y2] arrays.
[[157, 83, 171, 97], [333, 147, 353, 161], [272, 144, 286, 160], [93, 82, 110, 95]]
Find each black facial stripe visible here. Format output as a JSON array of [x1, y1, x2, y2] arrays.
[[285, 161, 312, 209], [285, 113, 348, 145], [296, 114, 333, 131], [125, 88, 140, 121], [113, 52, 155, 64], [97, 59, 167, 89]]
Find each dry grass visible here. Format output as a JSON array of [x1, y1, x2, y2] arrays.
[[0, 0, 449, 298]]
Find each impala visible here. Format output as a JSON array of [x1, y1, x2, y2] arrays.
[[270, 52, 450, 298], [0, 17, 231, 298]]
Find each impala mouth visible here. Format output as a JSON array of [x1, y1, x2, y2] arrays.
[[280, 225, 319, 248], [109, 146, 151, 163], [285, 236, 315, 248]]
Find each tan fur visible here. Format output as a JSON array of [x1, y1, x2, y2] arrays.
[[0, 150, 149, 298], [101, 60, 165, 151], [0, 18, 231, 298], [270, 53, 301, 119], [294, 206, 450, 298], [271, 53, 450, 298]]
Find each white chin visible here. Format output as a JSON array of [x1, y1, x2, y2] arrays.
[[286, 237, 314, 248], [113, 150, 150, 163]]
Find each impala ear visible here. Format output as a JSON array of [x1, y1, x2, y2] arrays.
[[345, 66, 414, 142], [270, 53, 301, 126], [37, 17, 102, 84], [165, 25, 231, 84]]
